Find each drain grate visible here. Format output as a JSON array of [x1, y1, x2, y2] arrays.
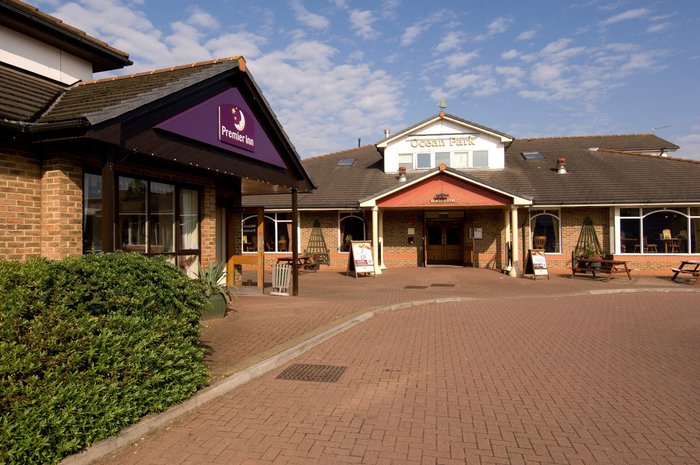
[[430, 283, 455, 287], [404, 285, 429, 289], [276, 364, 347, 382]]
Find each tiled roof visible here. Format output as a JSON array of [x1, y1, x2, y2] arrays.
[[38, 57, 244, 125], [0, 63, 66, 121], [243, 133, 700, 209]]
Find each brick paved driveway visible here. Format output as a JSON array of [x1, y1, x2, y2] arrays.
[[96, 290, 700, 465]]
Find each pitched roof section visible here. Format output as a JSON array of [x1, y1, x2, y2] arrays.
[[244, 133, 700, 209], [481, 134, 698, 205], [377, 112, 514, 147], [0, 0, 131, 71], [512, 134, 679, 153], [38, 57, 245, 125], [0, 63, 66, 121]]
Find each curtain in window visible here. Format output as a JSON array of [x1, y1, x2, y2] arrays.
[[179, 189, 199, 250]]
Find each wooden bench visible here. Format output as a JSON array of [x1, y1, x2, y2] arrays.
[[572, 253, 631, 281], [671, 260, 700, 285]]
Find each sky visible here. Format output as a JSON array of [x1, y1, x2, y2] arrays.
[[35, 0, 700, 160]]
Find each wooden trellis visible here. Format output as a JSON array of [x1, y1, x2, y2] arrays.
[[574, 217, 604, 257], [305, 219, 330, 265]]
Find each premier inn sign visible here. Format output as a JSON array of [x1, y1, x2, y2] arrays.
[[219, 104, 255, 152]]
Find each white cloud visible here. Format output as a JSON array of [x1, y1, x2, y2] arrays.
[[205, 32, 267, 60], [442, 51, 479, 69], [475, 16, 513, 41], [599, 8, 651, 26], [435, 31, 464, 54], [250, 40, 404, 155], [516, 29, 537, 41], [349, 9, 379, 39], [501, 49, 520, 60], [488, 17, 513, 34], [647, 22, 670, 33], [674, 132, 700, 161], [186, 7, 219, 30], [400, 11, 444, 46], [291, 0, 330, 30]]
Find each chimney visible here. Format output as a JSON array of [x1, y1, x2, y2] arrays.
[[398, 166, 407, 182], [556, 157, 567, 174], [384, 129, 391, 139]]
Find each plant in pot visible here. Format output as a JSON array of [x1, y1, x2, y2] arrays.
[[197, 261, 235, 320]]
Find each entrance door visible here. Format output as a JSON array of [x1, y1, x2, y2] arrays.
[[426, 221, 462, 265]]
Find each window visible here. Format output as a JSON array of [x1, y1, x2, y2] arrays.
[[472, 150, 489, 168], [83, 173, 102, 252], [530, 210, 561, 253], [619, 207, 699, 254], [241, 212, 292, 253], [435, 152, 450, 167], [83, 174, 200, 276], [397, 149, 490, 170], [339, 212, 365, 252], [416, 153, 431, 169], [398, 153, 413, 170], [453, 152, 468, 168], [336, 158, 356, 166]]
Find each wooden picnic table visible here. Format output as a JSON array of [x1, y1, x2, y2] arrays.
[[276, 255, 318, 271], [572, 254, 631, 281], [671, 260, 700, 285]]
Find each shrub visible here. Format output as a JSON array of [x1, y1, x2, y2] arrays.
[[0, 253, 208, 465]]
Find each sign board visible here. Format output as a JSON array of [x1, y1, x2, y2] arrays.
[[524, 249, 549, 279], [347, 240, 375, 277]]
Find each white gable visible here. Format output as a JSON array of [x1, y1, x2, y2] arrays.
[[0, 25, 92, 83], [381, 116, 509, 173]]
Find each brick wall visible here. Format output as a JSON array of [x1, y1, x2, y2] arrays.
[[1, 145, 225, 264], [0, 147, 42, 260]]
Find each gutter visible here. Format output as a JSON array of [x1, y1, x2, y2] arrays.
[[0, 118, 90, 136]]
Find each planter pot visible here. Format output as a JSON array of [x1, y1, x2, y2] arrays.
[[201, 294, 227, 320]]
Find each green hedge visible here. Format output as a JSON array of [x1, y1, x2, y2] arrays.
[[0, 253, 209, 465]]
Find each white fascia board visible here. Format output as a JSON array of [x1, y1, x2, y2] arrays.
[[376, 117, 441, 148], [440, 115, 513, 143]]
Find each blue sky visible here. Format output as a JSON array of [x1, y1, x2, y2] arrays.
[[36, 0, 700, 159]]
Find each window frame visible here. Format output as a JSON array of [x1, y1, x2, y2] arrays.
[[82, 172, 202, 275], [617, 206, 700, 254], [529, 209, 562, 254], [241, 212, 293, 253], [338, 211, 366, 253]]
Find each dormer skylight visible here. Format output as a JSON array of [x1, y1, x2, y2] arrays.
[[521, 152, 545, 160], [336, 158, 356, 166]]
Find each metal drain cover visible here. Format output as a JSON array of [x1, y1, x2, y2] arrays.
[[277, 364, 347, 382], [404, 285, 428, 289], [430, 283, 455, 287]]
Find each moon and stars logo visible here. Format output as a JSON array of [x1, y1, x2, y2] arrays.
[[231, 106, 246, 132]]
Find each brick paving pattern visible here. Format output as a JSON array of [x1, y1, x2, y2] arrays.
[[93, 268, 700, 465]]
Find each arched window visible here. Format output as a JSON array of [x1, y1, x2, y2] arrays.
[[339, 212, 365, 252], [530, 210, 561, 253]]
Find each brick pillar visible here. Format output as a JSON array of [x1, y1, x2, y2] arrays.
[[41, 156, 83, 258], [200, 180, 217, 266]]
